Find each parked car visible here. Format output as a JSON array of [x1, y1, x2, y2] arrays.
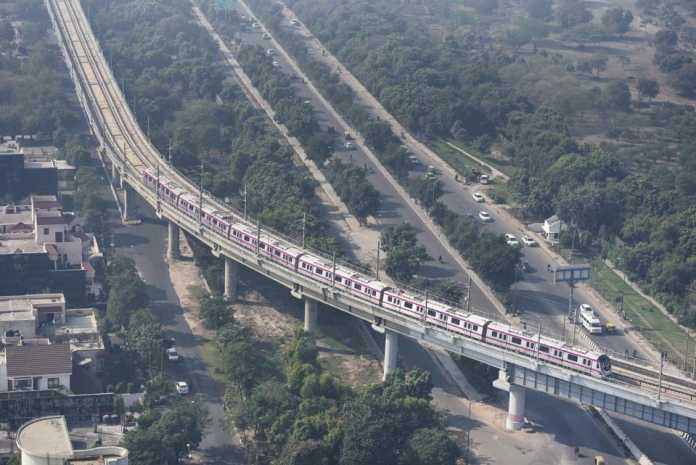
[[472, 192, 485, 202], [344, 141, 354, 150], [166, 347, 179, 362], [505, 233, 519, 247], [521, 235, 537, 247], [479, 174, 490, 184], [175, 381, 189, 395], [262, 32, 271, 40], [478, 211, 492, 222], [272, 60, 280, 67]]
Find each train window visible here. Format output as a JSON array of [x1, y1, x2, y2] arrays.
[[372, 290, 377, 296], [244, 235, 250, 241], [260, 243, 266, 249], [567, 354, 578, 362], [491, 331, 498, 337], [473, 325, 478, 331], [451, 318, 460, 326], [354, 284, 362, 291], [345, 280, 352, 287], [539, 345, 549, 353], [439, 313, 446, 321], [386, 296, 392, 303], [316, 269, 323, 276], [511, 337, 522, 345], [335, 276, 342, 283], [404, 302, 412, 309], [427, 310, 436, 317]]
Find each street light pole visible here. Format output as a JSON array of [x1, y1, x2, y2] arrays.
[[376, 240, 380, 280], [658, 352, 666, 400]]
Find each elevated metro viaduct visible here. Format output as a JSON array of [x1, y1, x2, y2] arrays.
[[47, 0, 696, 435]]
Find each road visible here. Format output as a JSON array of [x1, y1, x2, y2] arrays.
[[110, 195, 242, 464], [233, 0, 664, 366]]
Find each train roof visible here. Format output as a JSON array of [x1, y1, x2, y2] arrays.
[[487, 321, 600, 357]]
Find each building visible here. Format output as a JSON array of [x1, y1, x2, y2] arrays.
[[0, 140, 75, 201], [2, 342, 72, 392], [0, 293, 104, 393], [542, 214, 566, 244], [0, 196, 103, 301], [16, 416, 128, 465]]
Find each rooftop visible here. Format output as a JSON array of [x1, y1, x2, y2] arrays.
[[0, 237, 45, 255], [6, 342, 72, 377], [16, 416, 73, 459]]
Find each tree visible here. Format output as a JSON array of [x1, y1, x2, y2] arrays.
[[601, 8, 634, 34], [654, 29, 678, 51], [637, 79, 659, 100], [199, 294, 231, 329], [468, 233, 521, 290], [380, 223, 430, 282], [604, 81, 631, 111], [339, 397, 398, 465], [123, 429, 173, 465], [558, 0, 592, 28], [669, 63, 696, 97], [155, 400, 209, 462], [105, 274, 149, 330], [404, 428, 459, 465], [524, 0, 553, 20], [126, 309, 162, 373]]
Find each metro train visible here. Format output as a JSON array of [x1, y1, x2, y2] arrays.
[[142, 167, 612, 379]]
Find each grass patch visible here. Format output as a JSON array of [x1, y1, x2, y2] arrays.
[[432, 140, 490, 178], [590, 259, 694, 365], [444, 140, 515, 178], [199, 338, 228, 384]]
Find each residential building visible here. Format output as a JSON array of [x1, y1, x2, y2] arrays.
[[0, 293, 104, 391], [0, 195, 103, 301], [0, 140, 76, 201], [542, 214, 566, 244], [16, 416, 128, 465]]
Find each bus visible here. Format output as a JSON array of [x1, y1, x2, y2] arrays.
[[578, 304, 603, 335]]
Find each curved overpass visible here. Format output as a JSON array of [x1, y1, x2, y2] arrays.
[[46, 0, 696, 435]]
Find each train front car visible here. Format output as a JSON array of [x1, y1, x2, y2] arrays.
[[597, 354, 612, 377]]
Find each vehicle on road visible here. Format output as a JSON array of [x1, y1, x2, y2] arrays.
[[141, 167, 613, 379], [504, 233, 519, 247], [290, 19, 299, 26], [272, 60, 279, 67], [265, 48, 274, 56], [344, 141, 354, 150], [408, 155, 420, 166], [175, 381, 189, 395], [579, 304, 603, 334], [166, 347, 179, 362], [479, 211, 492, 222], [605, 322, 616, 334], [251, 22, 259, 29], [262, 32, 271, 40], [521, 235, 537, 247], [479, 174, 489, 184], [472, 192, 485, 202]]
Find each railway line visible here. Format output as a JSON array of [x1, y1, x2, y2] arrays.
[[46, 0, 696, 434]]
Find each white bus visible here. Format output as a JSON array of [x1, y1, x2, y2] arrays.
[[578, 304, 603, 334]]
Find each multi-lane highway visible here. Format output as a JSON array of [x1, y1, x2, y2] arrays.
[[47, 0, 696, 462]]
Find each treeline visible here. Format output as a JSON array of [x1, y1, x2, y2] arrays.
[[83, 0, 338, 253], [248, 0, 696, 325], [215, 314, 459, 465], [235, 44, 380, 223], [0, 0, 81, 139]]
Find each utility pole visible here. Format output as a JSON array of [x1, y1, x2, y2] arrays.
[[243, 183, 247, 220], [466, 275, 472, 313], [657, 351, 666, 400], [302, 212, 306, 249], [256, 222, 261, 256], [376, 240, 380, 280], [331, 253, 336, 288], [198, 162, 204, 226], [168, 140, 172, 163]]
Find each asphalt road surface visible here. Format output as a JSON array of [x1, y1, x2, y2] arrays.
[[234, 9, 649, 363], [111, 195, 242, 465]]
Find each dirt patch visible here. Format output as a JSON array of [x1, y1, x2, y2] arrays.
[[234, 289, 299, 342]]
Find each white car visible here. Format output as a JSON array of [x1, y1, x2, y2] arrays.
[[478, 211, 492, 222], [262, 32, 271, 40], [505, 233, 519, 247], [265, 48, 275, 56], [521, 235, 537, 247], [272, 60, 280, 67], [290, 19, 299, 26], [472, 192, 485, 203], [166, 347, 179, 362], [344, 141, 354, 150], [175, 381, 189, 395]]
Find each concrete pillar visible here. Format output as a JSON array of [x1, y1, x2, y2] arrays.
[[167, 221, 180, 260], [224, 257, 239, 301], [303, 298, 318, 333], [122, 185, 129, 221], [383, 329, 399, 381], [111, 162, 118, 184], [505, 385, 527, 431]]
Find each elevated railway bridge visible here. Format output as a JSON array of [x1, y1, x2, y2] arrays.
[[47, 0, 696, 435]]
